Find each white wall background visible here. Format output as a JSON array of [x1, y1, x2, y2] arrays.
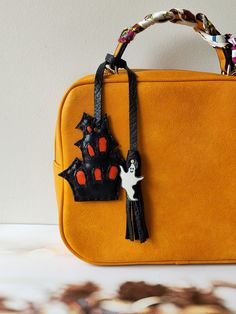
[[0, 0, 235, 224]]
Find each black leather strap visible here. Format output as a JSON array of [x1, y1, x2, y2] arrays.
[[94, 55, 137, 151], [94, 61, 107, 121], [126, 67, 137, 151]]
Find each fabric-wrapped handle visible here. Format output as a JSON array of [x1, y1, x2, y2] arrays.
[[110, 9, 236, 75]]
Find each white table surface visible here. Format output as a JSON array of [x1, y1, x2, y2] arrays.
[[1, 224, 236, 312]]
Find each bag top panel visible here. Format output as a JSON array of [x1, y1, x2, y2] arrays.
[[74, 69, 236, 87]]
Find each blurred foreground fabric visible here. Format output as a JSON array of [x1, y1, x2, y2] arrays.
[[1, 224, 236, 313]]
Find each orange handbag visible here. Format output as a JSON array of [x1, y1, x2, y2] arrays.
[[53, 9, 236, 265]]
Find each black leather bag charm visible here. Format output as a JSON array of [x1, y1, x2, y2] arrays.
[[59, 55, 149, 242], [59, 112, 123, 201]]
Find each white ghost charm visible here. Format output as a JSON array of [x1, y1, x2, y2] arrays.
[[119, 159, 144, 201]]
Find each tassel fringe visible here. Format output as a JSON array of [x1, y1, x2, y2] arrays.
[[124, 150, 149, 243]]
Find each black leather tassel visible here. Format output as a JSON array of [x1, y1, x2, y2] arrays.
[[121, 150, 149, 243]]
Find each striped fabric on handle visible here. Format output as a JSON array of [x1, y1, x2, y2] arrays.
[[112, 9, 235, 75]]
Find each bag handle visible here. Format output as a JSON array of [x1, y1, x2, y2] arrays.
[[109, 9, 235, 75]]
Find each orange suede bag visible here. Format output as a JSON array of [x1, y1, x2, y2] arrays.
[[53, 9, 236, 265]]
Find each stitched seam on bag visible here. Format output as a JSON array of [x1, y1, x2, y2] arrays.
[[68, 80, 236, 89]]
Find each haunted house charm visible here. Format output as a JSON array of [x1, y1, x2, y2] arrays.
[[59, 112, 123, 201]]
